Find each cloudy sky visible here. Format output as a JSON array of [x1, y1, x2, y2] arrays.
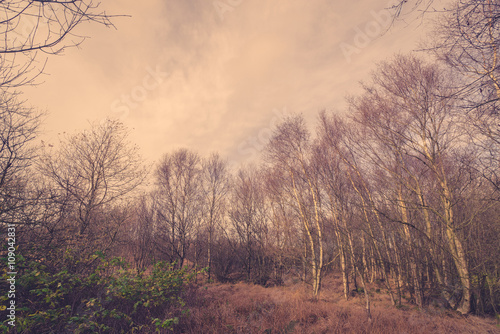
[[22, 0, 443, 168]]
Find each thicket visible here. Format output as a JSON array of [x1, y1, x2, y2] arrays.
[[0, 251, 199, 333]]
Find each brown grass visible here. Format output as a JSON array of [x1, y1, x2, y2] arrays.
[[175, 274, 500, 334]]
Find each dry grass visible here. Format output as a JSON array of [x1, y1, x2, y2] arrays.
[[176, 274, 500, 334]]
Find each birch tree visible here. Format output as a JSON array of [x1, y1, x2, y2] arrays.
[[349, 54, 474, 313], [266, 115, 324, 298]]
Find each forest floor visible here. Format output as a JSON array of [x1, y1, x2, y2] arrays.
[[176, 274, 500, 334]]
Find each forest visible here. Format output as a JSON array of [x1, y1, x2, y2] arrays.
[[1, 0, 500, 333]]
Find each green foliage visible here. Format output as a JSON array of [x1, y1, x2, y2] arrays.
[[0, 253, 200, 333]]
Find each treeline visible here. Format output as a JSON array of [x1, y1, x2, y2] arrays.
[[5, 54, 499, 322], [123, 55, 499, 318]]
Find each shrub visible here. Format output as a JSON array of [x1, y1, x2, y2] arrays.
[[0, 253, 200, 333]]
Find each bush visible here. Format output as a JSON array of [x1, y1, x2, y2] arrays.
[[0, 253, 200, 333]]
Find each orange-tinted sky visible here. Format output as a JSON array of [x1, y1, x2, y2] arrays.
[[22, 0, 443, 168]]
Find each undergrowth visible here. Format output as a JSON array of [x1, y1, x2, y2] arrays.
[[0, 252, 201, 333]]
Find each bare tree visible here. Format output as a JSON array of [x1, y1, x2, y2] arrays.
[[0, 1, 120, 266], [229, 166, 269, 283], [201, 152, 229, 280], [315, 116, 354, 301], [39, 120, 146, 251], [154, 148, 202, 268], [0, 0, 116, 89], [262, 166, 302, 285], [265, 115, 325, 298], [0, 91, 40, 223], [127, 194, 155, 272], [348, 54, 477, 314], [429, 1, 500, 195], [430, 1, 500, 103]]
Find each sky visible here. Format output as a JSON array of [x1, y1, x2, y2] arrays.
[[21, 0, 443, 169]]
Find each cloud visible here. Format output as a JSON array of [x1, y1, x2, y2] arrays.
[[23, 0, 431, 166]]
